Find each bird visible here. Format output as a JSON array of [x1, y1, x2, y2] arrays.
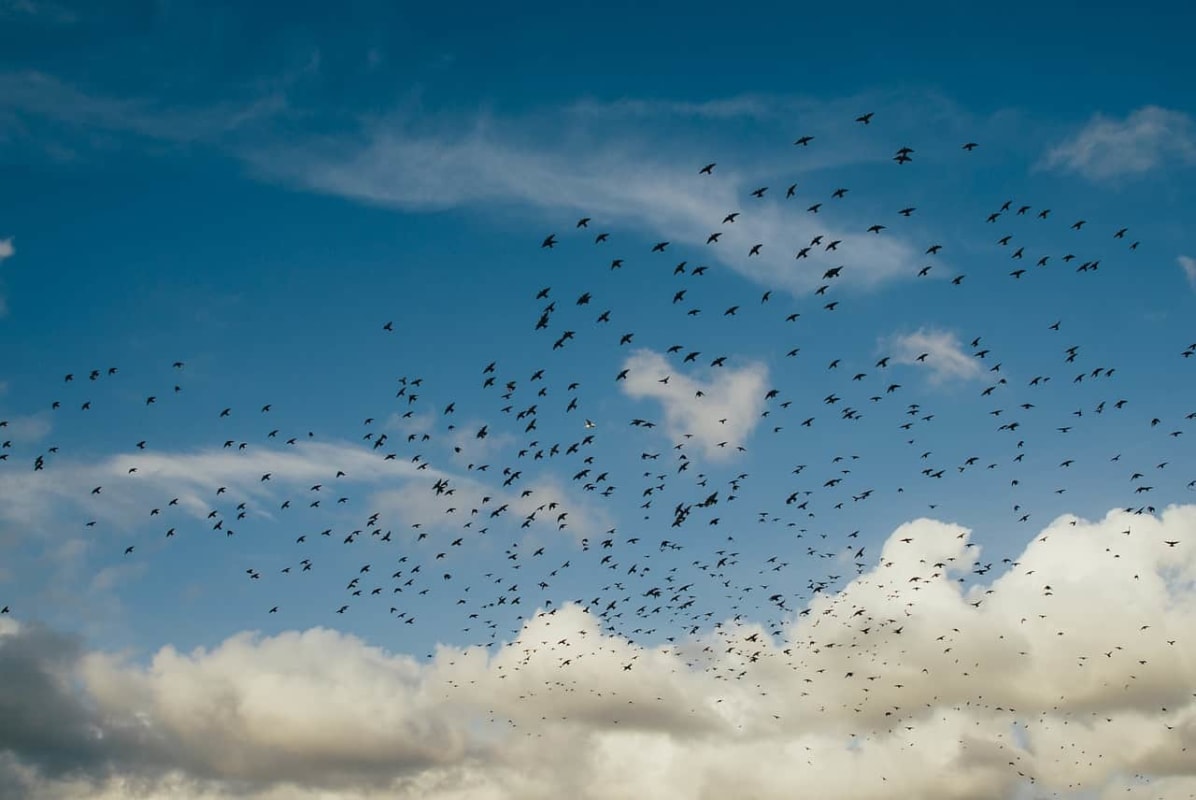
[[2, 100, 1182, 786]]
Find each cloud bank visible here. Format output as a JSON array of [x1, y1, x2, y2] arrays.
[[3, 505, 1195, 799]]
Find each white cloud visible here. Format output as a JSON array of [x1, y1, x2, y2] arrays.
[[888, 328, 982, 384], [1040, 106, 1196, 181], [6, 80, 962, 297], [384, 411, 435, 437], [247, 110, 924, 295], [80, 627, 469, 783], [0, 411, 51, 442], [3, 505, 1196, 798], [1180, 255, 1196, 291], [618, 349, 768, 460], [445, 421, 517, 468], [0, 435, 608, 566], [0, 440, 425, 531], [0, 236, 11, 318], [369, 468, 608, 543]]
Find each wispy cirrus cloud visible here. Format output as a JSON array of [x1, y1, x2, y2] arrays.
[[3, 74, 969, 297], [888, 328, 982, 384], [0, 431, 606, 561], [0, 71, 287, 149], [1039, 105, 1196, 181], [567, 94, 785, 121], [0, 440, 423, 532], [249, 115, 923, 292]]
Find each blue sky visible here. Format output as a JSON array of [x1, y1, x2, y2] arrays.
[[1, 1, 1196, 799]]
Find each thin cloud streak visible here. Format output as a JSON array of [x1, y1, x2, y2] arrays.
[[3, 75, 974, 296], [247, 111, 927, 295], [0, 441, 424, 532], [0, 70, 288, 148]]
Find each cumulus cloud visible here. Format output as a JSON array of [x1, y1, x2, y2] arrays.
[[80, 627, 472, 784], [1180, 255, 1196, 291], [1040, 106, 1196, 181], [1, 505, 1195, 799], [0, 620, 169, 794], [888, 328, 982, 384], [617, 349, 769, 460]]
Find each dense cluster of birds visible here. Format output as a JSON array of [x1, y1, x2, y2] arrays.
[[3, 109, 1194, 794]]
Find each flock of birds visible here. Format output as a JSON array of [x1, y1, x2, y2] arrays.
[[3, 109, 1195, 794]]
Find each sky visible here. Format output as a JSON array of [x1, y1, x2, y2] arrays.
[[1, 0, 1196, 798]]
